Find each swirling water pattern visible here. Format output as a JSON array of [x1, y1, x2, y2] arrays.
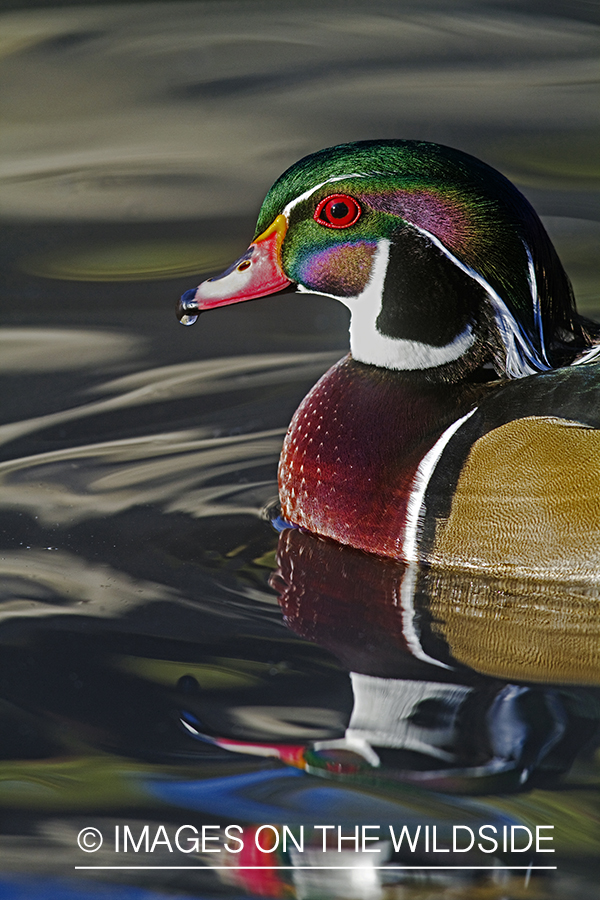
[[0, 2, 598, 898]]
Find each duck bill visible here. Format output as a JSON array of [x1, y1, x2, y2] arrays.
[[177, 214, 292, 324]]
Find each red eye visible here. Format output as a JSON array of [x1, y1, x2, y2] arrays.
[[314, 194, 362, 229]]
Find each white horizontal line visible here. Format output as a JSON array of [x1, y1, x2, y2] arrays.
[[75, 866, 557, 871]]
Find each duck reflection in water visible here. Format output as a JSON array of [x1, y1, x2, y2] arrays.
[[177, 527, 599, 796]]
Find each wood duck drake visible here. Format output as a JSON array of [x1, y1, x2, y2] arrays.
[[178, 140, 600, 580]]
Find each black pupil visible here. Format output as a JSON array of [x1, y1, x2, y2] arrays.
[[329, 202, 349, 219]]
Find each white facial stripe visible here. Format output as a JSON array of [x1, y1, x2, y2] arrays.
[[412, 225, 551, 378], [282, 172, 367, 219], [572, 344, 600, 366], [286, 183, 549, 377], [525, 243, 550, 367]]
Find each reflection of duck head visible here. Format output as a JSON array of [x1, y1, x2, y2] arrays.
[[179, 140, 600, 577]]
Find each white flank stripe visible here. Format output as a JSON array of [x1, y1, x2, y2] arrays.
[[396, 407, 477, 670], [402, 407, 478, 563], [399, 562, 451, 670]]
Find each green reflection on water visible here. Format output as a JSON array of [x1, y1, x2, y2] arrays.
[[19, 239, 246, 282]]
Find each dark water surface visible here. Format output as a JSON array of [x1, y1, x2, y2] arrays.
[[0, 2, 599, 898]]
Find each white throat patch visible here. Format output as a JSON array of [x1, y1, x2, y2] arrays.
[[339, 240, 475, 371]]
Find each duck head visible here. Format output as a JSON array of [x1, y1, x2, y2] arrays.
[[179, 140, 590, 379]]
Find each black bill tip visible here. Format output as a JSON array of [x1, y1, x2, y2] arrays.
[[177, 288, 200, 326]]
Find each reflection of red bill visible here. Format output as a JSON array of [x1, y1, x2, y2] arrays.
[[180, 713, 307, 767], [178, 215, 291, 324]]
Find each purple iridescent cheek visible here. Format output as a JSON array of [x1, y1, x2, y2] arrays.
[[295, 242, 378, 297], [364, 191, 475, 256]]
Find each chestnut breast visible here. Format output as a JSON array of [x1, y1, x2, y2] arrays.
[[278, 355, 486, 558]]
